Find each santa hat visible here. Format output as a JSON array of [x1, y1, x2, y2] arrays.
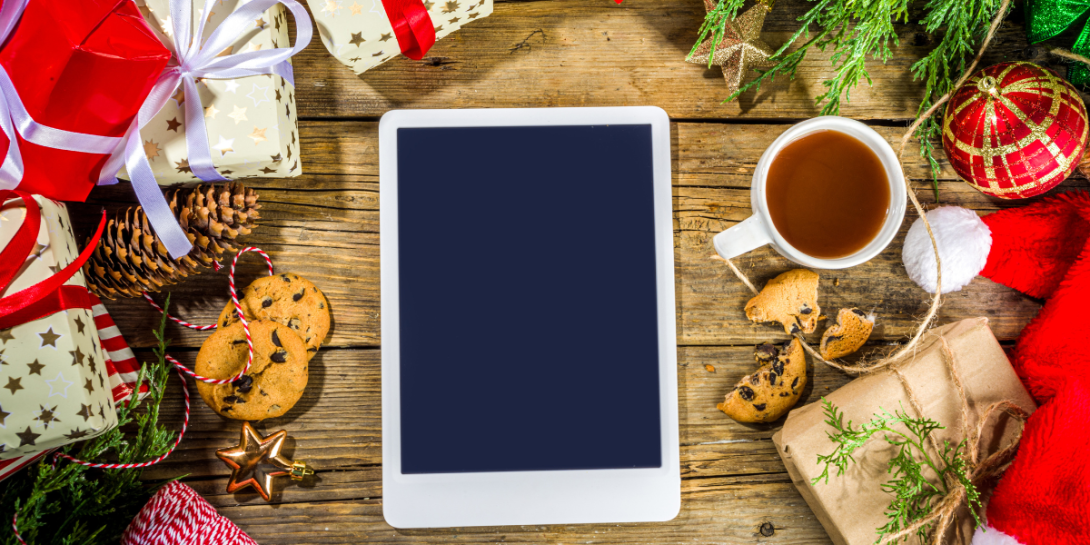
[[970, 378, 1090, 545], [902, 191, 1090, 403], [902, 191, 1090, 544]]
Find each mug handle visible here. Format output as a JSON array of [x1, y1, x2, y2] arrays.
[[712, 215, 773, 260]]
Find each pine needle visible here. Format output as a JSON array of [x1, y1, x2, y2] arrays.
[[0, 298, 179, 545]]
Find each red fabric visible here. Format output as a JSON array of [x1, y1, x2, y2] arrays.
[[978, 191, 1090, 403], [0, 0, 170, 202], [980, 192, 1090, 299], [986, 379, 1090, 545], [122, 481, 259, 545], [385, 0, 435, 60]]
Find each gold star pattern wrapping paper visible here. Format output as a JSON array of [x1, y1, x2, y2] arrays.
[[122, 0, 302, 185], [0, 197, 116, 460], [687, 0, 775, 95], [308, 0, 493, 75]]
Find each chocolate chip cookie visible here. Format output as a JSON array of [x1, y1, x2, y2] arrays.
[[819, 308, 874, 360], [717, 338, 807, 423], [196, 320, 309, 420], [219, 272, 330, 359], [744, 269, 821, 334]]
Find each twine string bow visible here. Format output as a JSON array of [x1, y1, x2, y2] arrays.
[[876, 337, 1029, 545]]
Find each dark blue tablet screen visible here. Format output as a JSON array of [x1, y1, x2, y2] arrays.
[[396, 124, 663, 474]]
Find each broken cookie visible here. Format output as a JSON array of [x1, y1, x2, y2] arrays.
[[744, 269, 821, 334], [717, 338, 807, 423], [819, 308, 874, 360]]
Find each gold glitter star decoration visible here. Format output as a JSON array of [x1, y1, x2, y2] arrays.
[[216, 422, 314, 501], [686, 0, 775, 96]]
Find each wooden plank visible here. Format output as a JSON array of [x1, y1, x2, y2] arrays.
[[291, 0, 1051, 120], [142, 345, 852, 481], [143, 345, 849, 543], [74, 120, 1055, 351], [200, 481, 832, 544]]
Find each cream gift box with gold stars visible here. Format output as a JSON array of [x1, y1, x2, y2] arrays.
[[309, 0, 493, 75], [126, 0, 303, 184], [0, 197, 117, 460]]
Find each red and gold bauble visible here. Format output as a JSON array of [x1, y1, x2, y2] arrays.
[[942, 61, 1089, 199]]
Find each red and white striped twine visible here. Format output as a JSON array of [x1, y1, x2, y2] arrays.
[[120, 481, 258, 545], [12, 248, 275, 544], [51, 364, 190, 471], [144, 247, 273, 384], [141, 293, 217, 331]]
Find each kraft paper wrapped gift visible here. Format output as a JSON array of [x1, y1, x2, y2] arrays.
[[310, 0, 493, 75], [0, 197, 117, 460], [772, 318, 1037, 545], [129, 0, 303, 184]]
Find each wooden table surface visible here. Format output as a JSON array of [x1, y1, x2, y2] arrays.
[[70, 1, 1081, 542]]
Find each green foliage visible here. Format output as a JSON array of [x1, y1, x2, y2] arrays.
[[690, 0, 1009, 199], [0, 299, 179, 545], [910, 0, 1006, 200], [813, 399, 981, 544]]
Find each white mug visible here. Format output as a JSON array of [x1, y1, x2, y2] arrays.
[[712, 116, 907, 270]]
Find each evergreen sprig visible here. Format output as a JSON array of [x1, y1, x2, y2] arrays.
[[813, 399, 981, 544], [910, 0, 1005, 200], [0, 298, 179, 545], [690, 0, 1009, 199]]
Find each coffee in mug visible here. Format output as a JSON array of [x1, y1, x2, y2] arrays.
[[765, 130, 890, 259], [711, 116, 906, 270]]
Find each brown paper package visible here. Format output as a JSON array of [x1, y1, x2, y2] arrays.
[[772, 318, 1036, 545]]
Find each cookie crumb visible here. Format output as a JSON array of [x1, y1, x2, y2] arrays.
[[744, 270, 821, 334], [704, 364, 715, 373], [820, 308, 875, 359], [717, 339, 808, 423]]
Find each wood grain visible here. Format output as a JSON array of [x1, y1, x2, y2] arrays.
[[141, 344, 848, 543], [75, 122, 1061, 350], [53, 2, 1069, 541], [141, 345, 852, 481], [290, 0, 1064, 120]]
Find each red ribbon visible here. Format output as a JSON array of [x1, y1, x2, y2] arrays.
[[384, 0, 437, 60], [0, 190, 106, 330]]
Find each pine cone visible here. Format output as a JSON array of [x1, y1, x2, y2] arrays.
[[84, 183, 261, 299]]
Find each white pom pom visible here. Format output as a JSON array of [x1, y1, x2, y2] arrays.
[[902, 206, 991, 294], [972, 525, 1025, 545]]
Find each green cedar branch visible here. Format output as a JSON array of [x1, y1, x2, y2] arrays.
[[0, 298, 180, 545], [691, 0, 1008, 200], [813, 399, 981, 544]]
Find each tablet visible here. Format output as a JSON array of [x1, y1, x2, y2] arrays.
[[379, 107, 678, 529]]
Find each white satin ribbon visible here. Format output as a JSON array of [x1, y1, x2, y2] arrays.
[[104, 0, 313, 258], [0, 0, 127, 191]]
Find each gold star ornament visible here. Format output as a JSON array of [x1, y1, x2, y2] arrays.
[[686, 0, 775, 95], [216, 422, 314, 501]]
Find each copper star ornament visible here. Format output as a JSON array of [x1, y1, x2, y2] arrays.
[[216, 422, 314, 501], [687, 0, 775, 95]]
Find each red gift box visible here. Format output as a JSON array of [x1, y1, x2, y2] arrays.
[[0, 0, 170, 202]]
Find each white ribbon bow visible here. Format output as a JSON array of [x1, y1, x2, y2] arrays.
[[103, 0, 313, 259], [0, 0, 127, 190]]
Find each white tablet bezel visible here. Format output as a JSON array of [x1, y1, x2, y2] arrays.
[[379, 107, 679, 529]]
